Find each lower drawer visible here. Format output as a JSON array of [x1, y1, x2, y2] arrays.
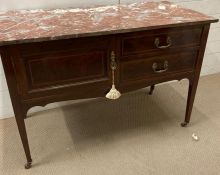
[[120, 51, 197, 82]]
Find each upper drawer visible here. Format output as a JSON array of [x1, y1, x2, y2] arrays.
[[121, 26, 203, 56]]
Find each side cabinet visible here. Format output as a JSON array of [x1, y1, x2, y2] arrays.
[[0, 24, 212, 170], [5, 36, 116, 109]]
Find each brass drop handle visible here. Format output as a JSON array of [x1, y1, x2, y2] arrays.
[[154, 37, 172, 49], [152, 60, 168, 73]]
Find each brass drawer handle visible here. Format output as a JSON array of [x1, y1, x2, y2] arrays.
[[152, 60, 168, 73], [154, 37, 172, 49]]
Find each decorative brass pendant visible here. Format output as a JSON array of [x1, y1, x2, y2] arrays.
[[106, 51, 121, 100]]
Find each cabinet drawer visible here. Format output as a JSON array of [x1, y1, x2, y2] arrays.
[[121, 26, 202, 56], [120, 51, 197, 81]]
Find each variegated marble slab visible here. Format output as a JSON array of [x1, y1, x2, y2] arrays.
[[0, 1, 218, 46]]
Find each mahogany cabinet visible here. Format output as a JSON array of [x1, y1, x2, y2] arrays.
[[0, 2, 218, 169]]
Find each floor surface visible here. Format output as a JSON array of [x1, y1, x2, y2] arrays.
[[0, 73, 220, 175]]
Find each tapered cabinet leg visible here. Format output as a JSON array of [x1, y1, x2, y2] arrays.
[[181, 25, 211, 127], [181, 79, 199, 127], [14, 115, 32, 169], [1, 47, 33, 169], [149, 85, 155, 95]]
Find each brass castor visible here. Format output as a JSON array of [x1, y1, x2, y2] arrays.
[[25, 161, 32, 169], [181, 122, 189, 127]]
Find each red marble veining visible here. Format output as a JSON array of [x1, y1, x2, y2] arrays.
[[0, 1, 218, 46]]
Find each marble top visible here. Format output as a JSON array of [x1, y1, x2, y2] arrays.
[[0, 1, 218, 46]]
